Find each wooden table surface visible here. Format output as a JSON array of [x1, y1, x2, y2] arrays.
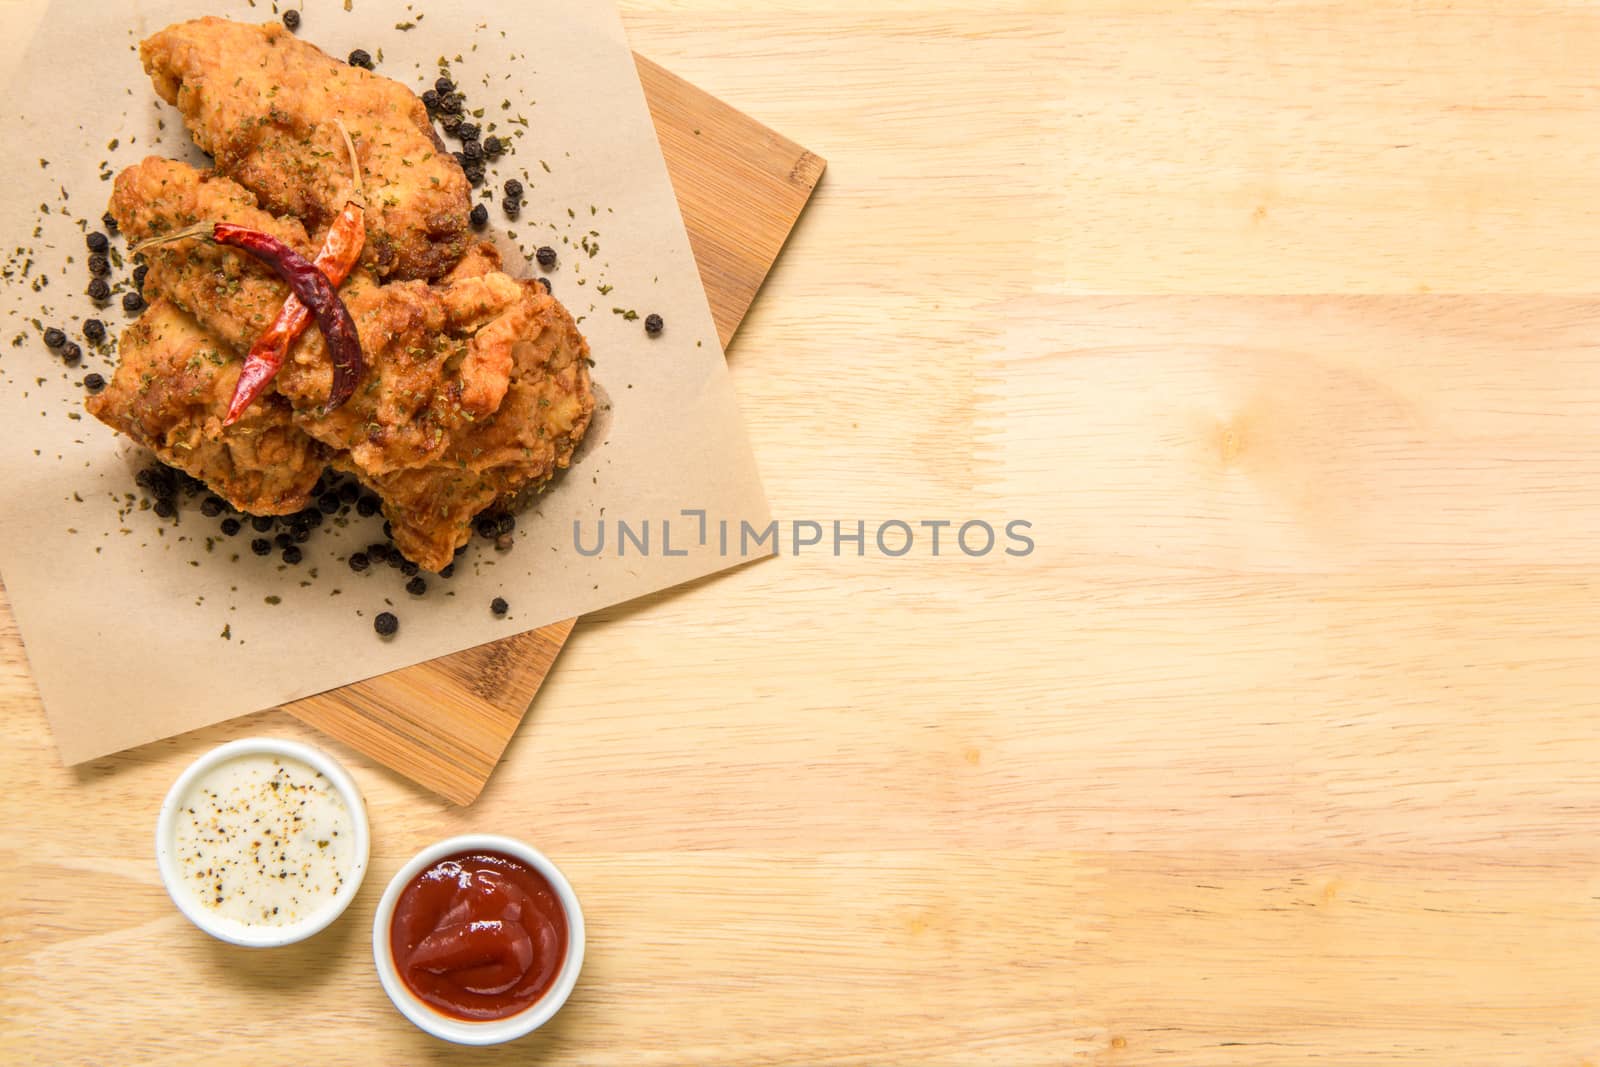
[[5, 3, 1600, 1063]]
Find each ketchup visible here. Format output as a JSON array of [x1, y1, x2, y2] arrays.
[[389, 850, 569, 1021]]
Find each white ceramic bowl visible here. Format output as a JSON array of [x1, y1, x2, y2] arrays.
[[154, 737, 370, 948], [372, 834, 586, 1045]]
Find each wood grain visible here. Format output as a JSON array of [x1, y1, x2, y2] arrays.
[[282, 55, 824, 805], [5, 1, 1600, 1064]]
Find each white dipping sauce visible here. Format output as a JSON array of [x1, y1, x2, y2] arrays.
[[170, 752, 356, 927]]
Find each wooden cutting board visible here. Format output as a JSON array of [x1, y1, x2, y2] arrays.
[[283, 55, 824, 804]]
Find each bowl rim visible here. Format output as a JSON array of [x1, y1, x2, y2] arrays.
[[154, 736, 371, 948], [371, 833, 586, 1046]]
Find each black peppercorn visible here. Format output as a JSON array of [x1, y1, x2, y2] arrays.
[[405, 576, 426, 596], [61, 342, 82, 365], [87, 278, 110, 302], [475, 516, 498, 540], [154, 499, 175, 519], [122, 291, 145, 313], [83, 318, 105, 343], [439, 563, 454, 579], [535, 246, 556, 269], [470, 203, 488, 228], [435, 76, 454, 95], [441, 113, 463, 136], [441, 92, 464, 114], [88, 253, 110, 276], [339, 482, 360, 504], [86, 231, 109, 254], [464, 161, 485, 186], [275, 532, 293, 550], [645, 313, 664, 337], [483, 136, 503, 158], [367, 543, 390, 563], [301, 507, 324, 526], [83, 372, 106, 393], [387, 552, 403, 569], [452, 151, 469, 168], [348, 552, 369, 573], [503, 178, 523, 199], [132, 263, 148, 289], [457, 122, 480, 142], [102, 211, 118, 233], [356, 494, 380, 517], [282, 545, 303, 564], [496, 514, 516, 536], [200, 496, 224, 517], [462, 139, 483, 161], [292, 525, 312, 543], [251, 538, 272, 556], [251, 515, 274, 533], [400, 560, 419, 577], [503, 197, 520, 220], [317, 491, 340, 513], [220, 517, 241, 536], [374, 611, 398, 637], [43, 326, 65, 348], [491, 597, 508, 616], [535, 277, 552, 295], [348, 48, 373, 69], [282, 9, 300, 30]]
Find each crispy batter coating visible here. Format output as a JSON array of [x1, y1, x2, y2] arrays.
[[141, 17, 470, 281], [84, 299, 327, 516], [95, 160, 593, 568]]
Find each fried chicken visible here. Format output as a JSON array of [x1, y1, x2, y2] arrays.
[[84, 299, 327, 516], [93, 160, 594, 569], [141, 17, 470, 281]]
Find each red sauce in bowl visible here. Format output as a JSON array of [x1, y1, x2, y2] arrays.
[[389, 849, 569, 1021]]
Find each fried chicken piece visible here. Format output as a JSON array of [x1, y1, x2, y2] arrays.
[[109, 156, 318, 354], [85, 299, 327, 515], [142, 17, 470, 281], [344, 288, 595, 570]]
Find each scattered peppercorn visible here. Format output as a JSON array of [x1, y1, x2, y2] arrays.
[[374, 611, 398, 637], [400, 560, 419, 577], [421, 88, 440, 112], [122, 291, 145, 313], [220, 517, 241, 536], [435, 76, 454, 95], [102, 211, 118, 233], [282, 8, 300, 30], [83, 318, 105, 342], [292, 526, 312, 543], [503, 197, 520, 219], [497, 514, 516, 536], [475, 516, 497, 540], [87, 278, 110, 302], [504, 178, 523, 199], [251, 515, 274, 532], [348, 48, 373, 69], [457, 122, 480, 142], [43, 326, 65, 348], [462, 139, 483, 161], [387, 553, 403, 569], [469, 203, 488, 228], [491, 597, 509, 616], [88, 253, 110, 276], [301, 507, 324, 526], [439, 563, 454, 579], [536, 246, 556, 269], [317, 491, 340, 513], [645, 313, 664, 337], [251, 538, 271, 556], [132, 263, 148, 289], [464, 161, 485, 186], [405, 576, 426, 596], [441, 92, 463, 114], [282, 545, 303, 565], [339, 482, 360, 504], [442, 113, 463, 135], [200, 496, 224, 517], [275, 532, 293, 550], [535, 277, 552, 295], [356, 494, 380, 517], [367, 543, 390, 563], [483, 136, 503, 158], [86, 231, 109, 254], [348, 552, 369, 573], [154, 499, 176, 519], [83, 372, 106, 393], [61, 342, 82, 365]]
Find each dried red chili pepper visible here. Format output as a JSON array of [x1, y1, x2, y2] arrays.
[[136, 222, 365, 412], [224, 122, 367, 424]]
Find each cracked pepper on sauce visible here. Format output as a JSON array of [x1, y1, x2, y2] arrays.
[[171, 754, 355, 927], [389, 850, 569, 1020]]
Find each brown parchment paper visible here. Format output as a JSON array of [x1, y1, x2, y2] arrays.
[[0, 0, 771, 762]]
